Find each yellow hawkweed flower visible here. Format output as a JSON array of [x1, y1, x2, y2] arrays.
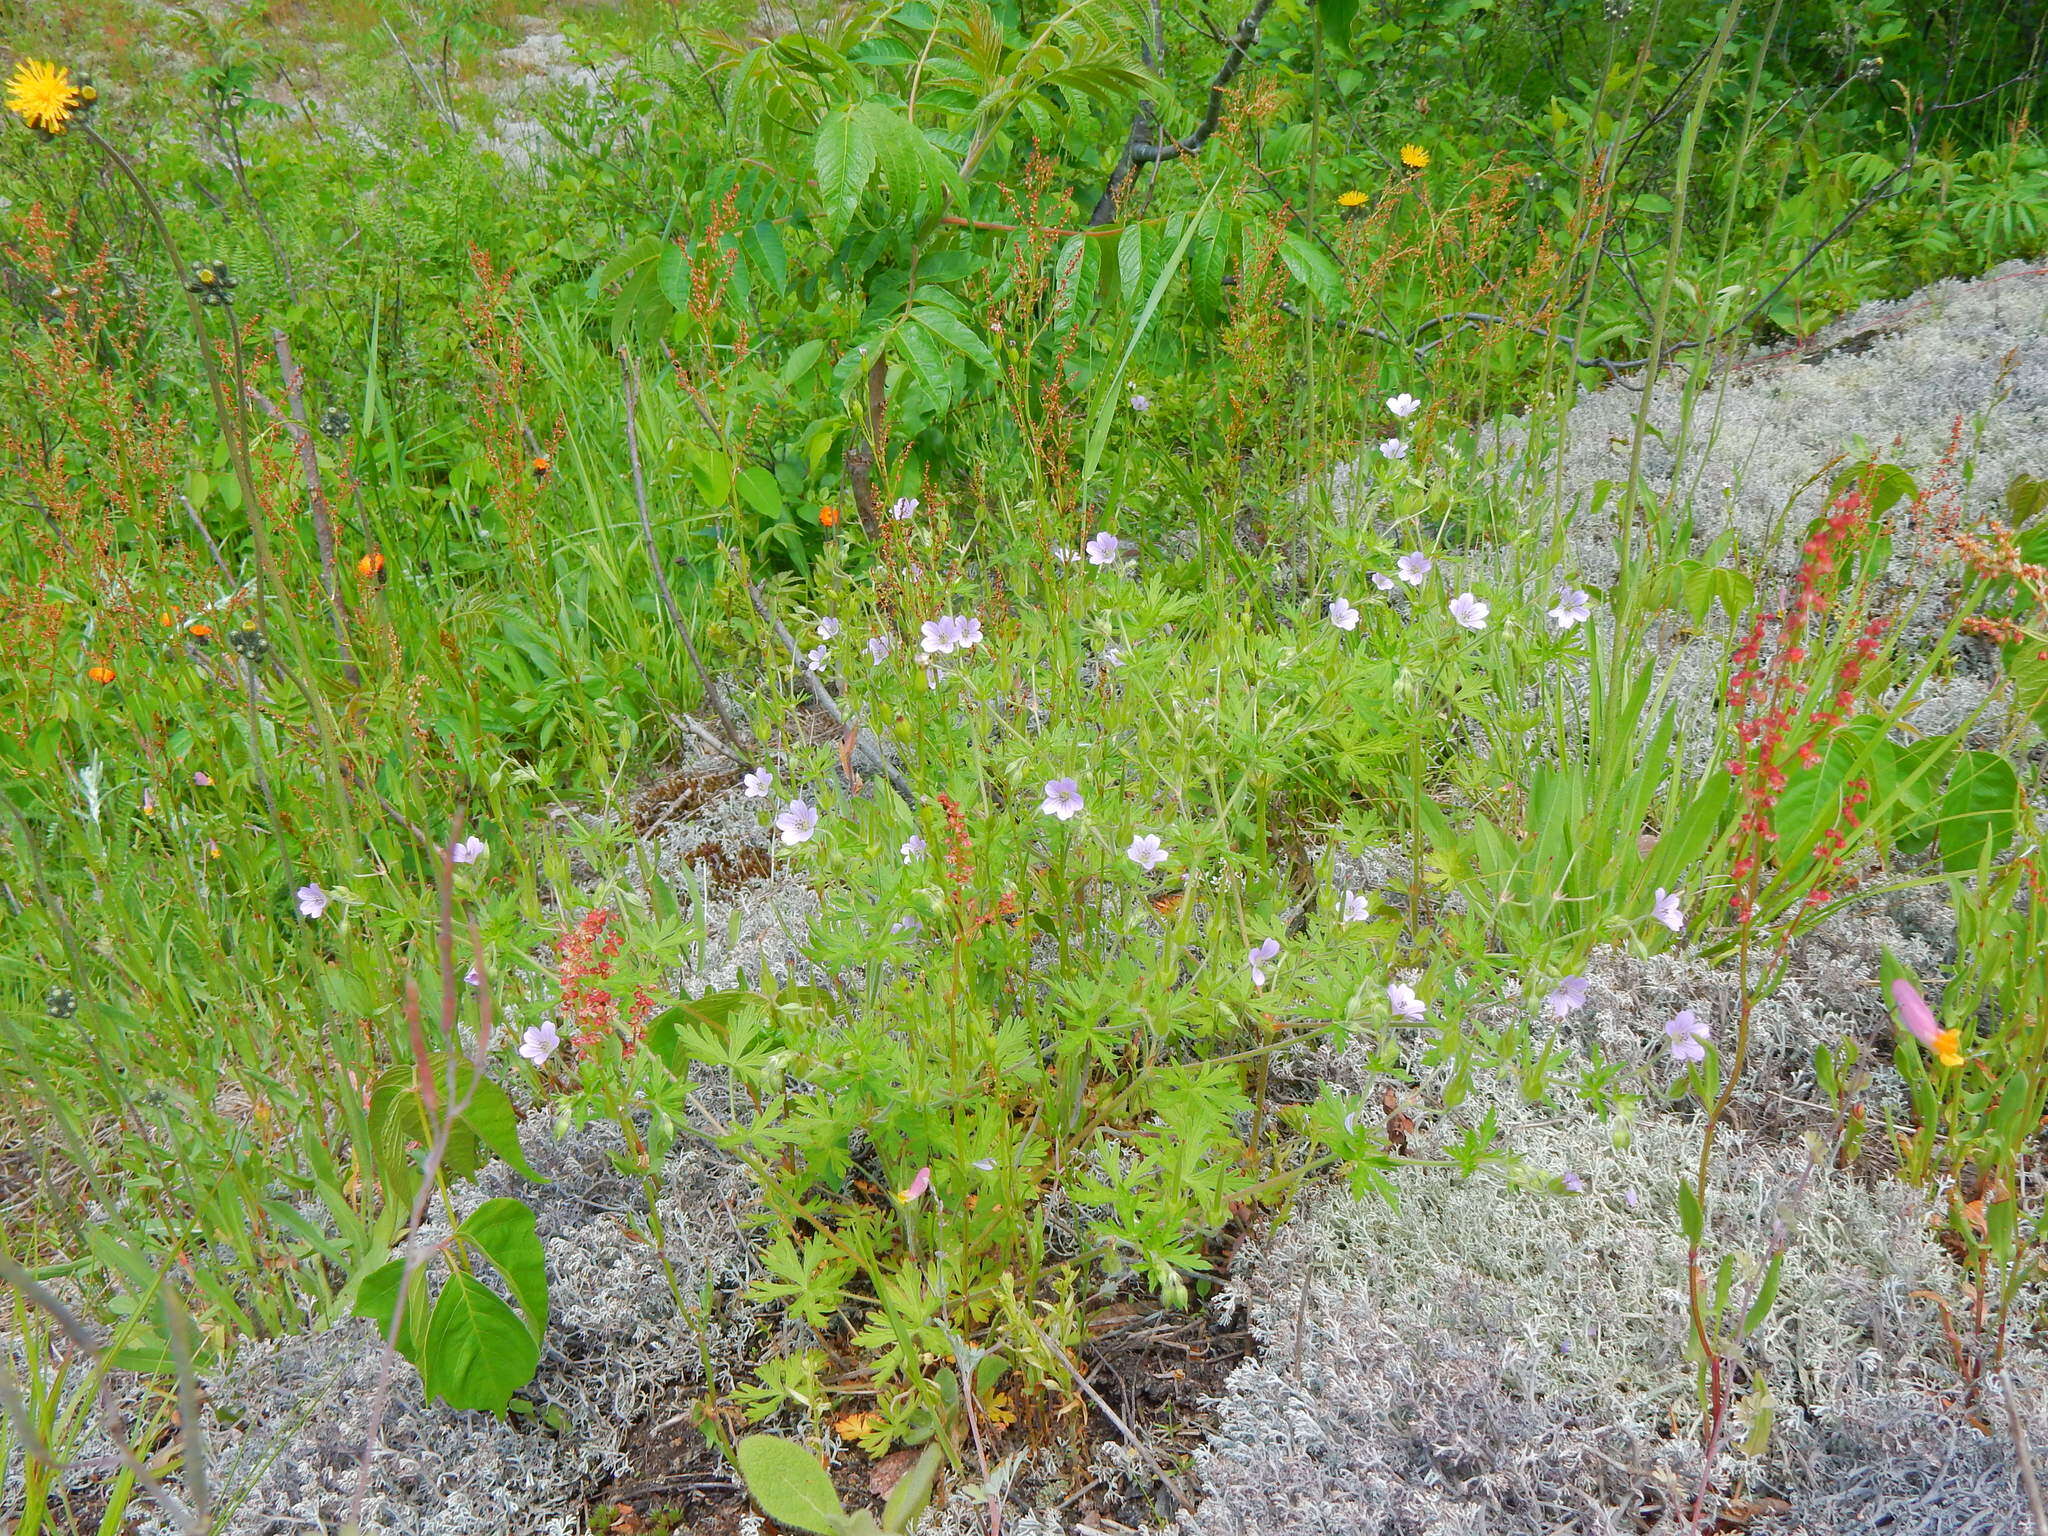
[[1337, 189, 1368, 208], [1931, 1028, 1965, 1068], [7, 59, 84, 136], [1399, 143, 1430, 170]]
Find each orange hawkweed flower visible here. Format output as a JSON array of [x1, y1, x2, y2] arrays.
[[187, 622, 213, 639], [531, 455, 552, 478], [86, 663, 116, 685], [818, 503, 841, 528], [158, 610, 177, 628], [356, 550, 386, 579]]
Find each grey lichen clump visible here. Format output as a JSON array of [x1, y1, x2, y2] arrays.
[[1184, 1095, 2047, 1535], [137, 1124, 761, 1536]]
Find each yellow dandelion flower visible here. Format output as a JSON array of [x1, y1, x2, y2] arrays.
[[1399, 143, 1430, 170], [6, 59, 83, 136], [1337, 189, 1368, 208], [1931, 1028, 1965, 1068]]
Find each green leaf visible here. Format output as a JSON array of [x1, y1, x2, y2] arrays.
[[735, 1434, 849, 1536], [1743, 1252, 1784, 1335], [656, 242, 691, 311], [813, 106, 878, 235], [1117, 221, 1146, 299], [908, 306, 996, 373], [737, 465, 786, 522], [1938, 749, 2021, 873], [1317, 0, 1359, 45], [2007, 472, 2048, 527], [1189, 207, 1234, 321], [881, 1443, 943, 1534], [741, 221, 789, 295], [421, 1272, 541, 1413], [458, 1198, 549, 1342], [354, 1258, 427, 1363], [1278, 231, 1344, 310], [457, 1073, 545, 1183], [1676, 1181, 1705, 1245]]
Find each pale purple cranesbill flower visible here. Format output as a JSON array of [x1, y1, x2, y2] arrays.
[[1102, 645, 1126, 669], [1448, 593, 1490, 630], [867, 634, 893, 663], [1665, 1008, 1709, 1063], [890, 913, 922, 935], [743, 769, 773, 798], [1125, 833, 1168, 872], [890, 496, 919, 521], [1341, 890, 1371, 924], [1052, 545, 1083, 565], [773, 798, 819, 845], [817, 617, 841, 640], [1387, 392, 1421, 418], [1624, 1187, 1640, 1210], [465, 966, 483, 987], [1371, 572, 1397, 593], [1130, 393, 1150, 413], [1328, 596, 1360, 632], [450, 836, 488, 865], [920, 614, 983, 655], [1248, 937, 1282, 989], [804, 644, 830, 671], [1544, 975, 1590, 1018], [1396, 552, 1434, 586], [1085, 531, 1120, 566], [519, 1020, 560, 1066], [296, 883, 330, 919], [1562, 1172, 1586, 1193], [1548, 588, 1592, 631], [898, 1166, 931, 1202], [1890, 978, 1940, 1048], [1652, 887, 1686, 933], [900, 834, 926, 863], [971, 1157, 997, 1171], [1387, 982, 1426, 1021], [1379, 438, 1409, 461], [193, 770, 213, 786], [1040, 777, 1084, 821]]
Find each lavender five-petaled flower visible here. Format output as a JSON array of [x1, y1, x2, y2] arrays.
[[804, 644, 830, 671], [1544, 975, 1589, 1018], [743, 769, 773, 798], [519, 1021, 559, 1065], [296, 883, 330, 919], [1548, 589, 1592, 631], [1328, 596, 1360, 631], [1652, 887, 1685, 933], [1665, 1008, 1709, 1063], [867, 634, 893, 663], [1387, 982, 1426, 1021], [1396, 552, 1433, 586], [1380, 438, 1409, 461], [773, 798, 819, 845], [889, 496, 918, 520], [920, 614, 983, 655], [816, 617, 841, 640], [1040, 778, 1084, 821], [901, 834, 926, 863], [1130, 393, 1150, 413], [1125, 833, 1168, 872], [1371, 572, 1397, 592], [1448, 592, 1489, 630], [1562, 1172, 1586, 1193], [1085, 531, 1120, 566], [450, 836, 487, 865], [1341, 890, 1370, 924], [1249, 937, 1282, 988]]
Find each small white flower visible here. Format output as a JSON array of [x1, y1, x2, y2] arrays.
[[773, 798, 819, 845], [1328, 596, 1360, 632], [1052, 545, 1083, 565], [1379, 438, 1409, 461], [1448, 592, 1489, 631], [518, 1021, 560, 1066], [1386, 392, 1421, 418], [743, 769, 773, 798], [1125, 833, 1169, 872]]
